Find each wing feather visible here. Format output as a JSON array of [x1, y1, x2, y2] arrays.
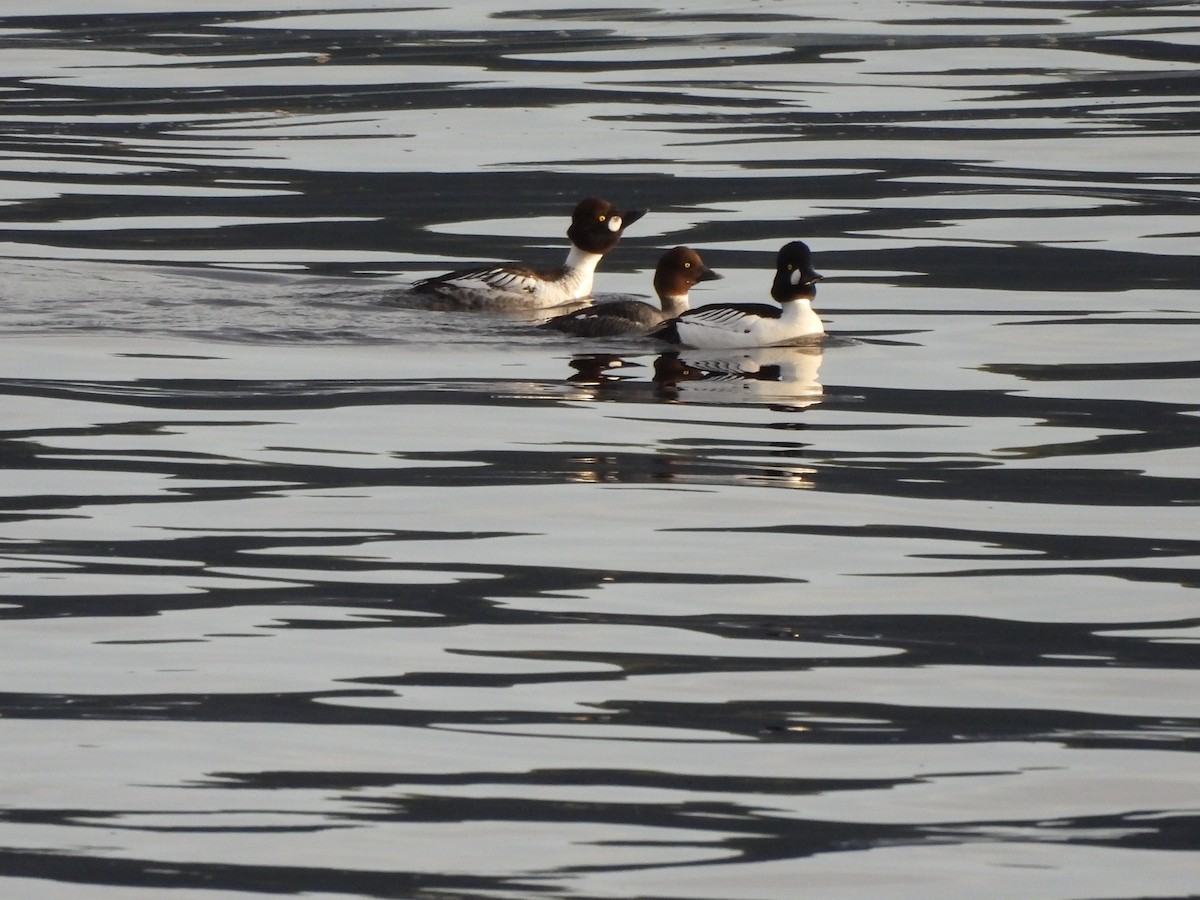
[[541, 300, 659, 337], [654, 303, 783, 347], [684, 303, 780, 324], [415, 265, 555, 296]]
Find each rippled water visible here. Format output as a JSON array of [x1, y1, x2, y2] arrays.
[[2, 2, 1200, 898]]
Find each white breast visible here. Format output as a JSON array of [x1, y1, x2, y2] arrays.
[[675, 300, 823, 349]]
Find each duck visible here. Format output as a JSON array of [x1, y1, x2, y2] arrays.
[[410, 197, 646, 311], [539, 246, 722, 338], [653, 241, 824, 349]]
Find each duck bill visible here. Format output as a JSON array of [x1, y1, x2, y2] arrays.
[[698, 267, 723, 283], [618, 208, 647, 230]]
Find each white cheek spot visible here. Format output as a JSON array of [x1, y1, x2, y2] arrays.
[[607, 216, 622, 232], [790, 269, 802, 286]]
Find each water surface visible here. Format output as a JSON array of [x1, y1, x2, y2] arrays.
[[1, 2, 1199, 898]]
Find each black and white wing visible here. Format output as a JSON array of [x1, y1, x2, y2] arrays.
[[414, 264, 555, 296], [654, 303, 779, 344]]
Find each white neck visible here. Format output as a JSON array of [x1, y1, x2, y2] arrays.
[[659, 293, 690, 317], [564, 245, 604, 274], [561, 245, 605, 298], [782, 298, 825, 337]]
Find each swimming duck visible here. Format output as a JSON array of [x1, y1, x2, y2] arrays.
[[653, 241, 823, 348], [412, 197, 646, 311], [540, 246, 721, 337]]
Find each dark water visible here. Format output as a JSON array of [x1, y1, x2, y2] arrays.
[[2, 3, 1200, 898]]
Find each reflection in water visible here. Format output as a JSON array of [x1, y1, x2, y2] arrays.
[[3, 320, 1200, 893], [564, 346, 824, 407], [654, 346, 824, 406], [3, 328, 1200, 893], [1, 2, 1200, 898]]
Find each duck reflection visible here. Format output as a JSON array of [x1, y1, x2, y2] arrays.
[[653, 345, 823, 405], [566, 353, 645, 384], [560, 348, 822, 487], [562, 346, 823, 407]]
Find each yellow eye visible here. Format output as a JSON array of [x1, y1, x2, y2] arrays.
[[684, 262, 692, 268], [598, 215, 606, 222], [787, 264, 794, 270]]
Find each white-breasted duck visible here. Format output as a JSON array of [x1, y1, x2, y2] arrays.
[[412, 197, 646, 311], [653, 241, 824, 349]]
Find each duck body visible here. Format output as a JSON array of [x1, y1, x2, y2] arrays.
[[654, 298, 824, 349], [412, 198, 645, 311]]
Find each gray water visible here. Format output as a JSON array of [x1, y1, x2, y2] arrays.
[[2, 2, 1200, 898]]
